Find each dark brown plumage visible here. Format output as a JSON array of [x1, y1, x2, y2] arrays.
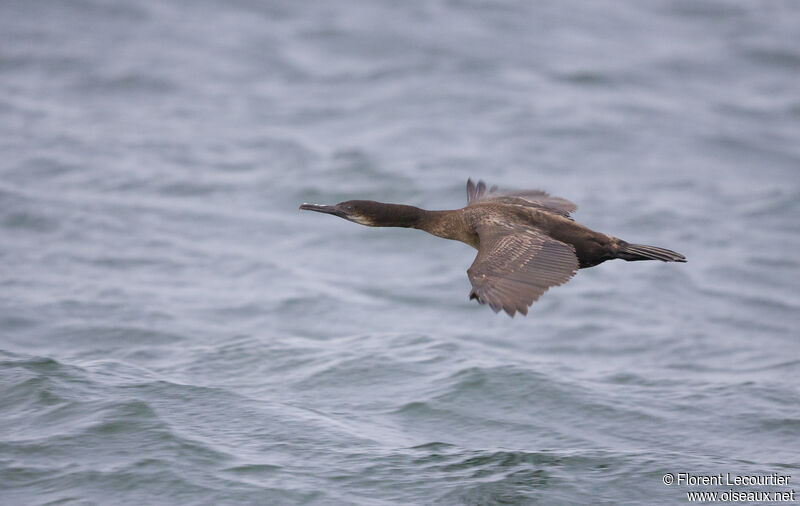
[[300, 179, 686, 317]]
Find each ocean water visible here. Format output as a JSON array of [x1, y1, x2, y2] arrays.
[[1, 0, 799, 504]]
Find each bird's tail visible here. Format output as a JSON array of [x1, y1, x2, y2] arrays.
[[616, 242, 686, 263]]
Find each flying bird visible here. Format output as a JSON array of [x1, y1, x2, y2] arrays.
[[300, 179, 686, 316]]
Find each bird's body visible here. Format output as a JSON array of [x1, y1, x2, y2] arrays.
[[300, 179, 686, 316], [424, 202, 612, 267]]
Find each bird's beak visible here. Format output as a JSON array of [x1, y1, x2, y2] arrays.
[[299, 203, 344, 217]]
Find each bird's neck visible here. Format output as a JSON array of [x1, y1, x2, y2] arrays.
[[418, 209, 478, 248], [365, 203, 428, 228], [368, 203, 475, 247]]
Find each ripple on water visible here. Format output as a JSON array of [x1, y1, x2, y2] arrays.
[[2, 0, 800, 503]]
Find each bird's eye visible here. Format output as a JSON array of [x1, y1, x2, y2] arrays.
[[346, 205, 354, 211]]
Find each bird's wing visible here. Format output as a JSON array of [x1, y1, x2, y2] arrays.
[[467, 222, 579, 316], [466, 178, 577, 218]]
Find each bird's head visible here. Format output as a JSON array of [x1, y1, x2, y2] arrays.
[[299, 200, 422, 228], [299, 200, 385, 226]]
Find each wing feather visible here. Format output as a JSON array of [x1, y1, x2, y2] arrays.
[[465, 178, 576, 217], [467, 223, 579, 316]]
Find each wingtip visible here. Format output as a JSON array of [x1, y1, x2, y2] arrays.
[[466, 178, 476, 203], [466, 178, 492, 204]]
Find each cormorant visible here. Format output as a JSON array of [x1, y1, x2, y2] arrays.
[[300, 179, 686, 316]]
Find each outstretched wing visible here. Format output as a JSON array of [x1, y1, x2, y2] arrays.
[[467, 222, 579, 317], [466, 178, 577, 217]]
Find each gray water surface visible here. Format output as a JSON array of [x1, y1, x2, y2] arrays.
[[2, 0, 799, 504]]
